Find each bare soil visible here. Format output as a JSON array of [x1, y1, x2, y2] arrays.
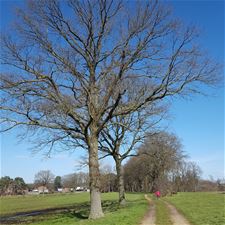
[[140, 195, 156, 225], [141, 195, 192, 225], [165, 201, 191, 225]]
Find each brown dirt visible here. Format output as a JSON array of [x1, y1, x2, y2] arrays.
[[165, 201, 191, 225], [140, 195, 156, 225]]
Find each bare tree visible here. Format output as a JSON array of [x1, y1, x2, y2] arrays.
[[34, 170, 55, 188], [99, 103, 165, 205], [99, 164, 117, 193], [175, 161, 202, 192], [124, 132, 185, 194], [216, 179, 225, 192], [62, 172, 89, 189], [0, 0, 220, 218]]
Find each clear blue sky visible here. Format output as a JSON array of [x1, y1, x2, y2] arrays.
[[0, 0, 224, 183]]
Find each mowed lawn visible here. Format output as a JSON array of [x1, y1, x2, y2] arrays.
[[0, 192, 148, 225], [165, 192, 225, 225]]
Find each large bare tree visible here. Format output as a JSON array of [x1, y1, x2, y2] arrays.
[[0, 0, 220, 218]]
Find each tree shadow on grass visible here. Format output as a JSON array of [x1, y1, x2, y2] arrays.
[[0, 200, 122, 224], [65, 203, 90, 220], [66, 200, 119, 220], [103, 200, 119, 213]]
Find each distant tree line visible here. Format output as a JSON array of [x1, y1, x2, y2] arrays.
[[123, 132, 199, 195], [0, 176, 27, 195], [1, 167, 224, 197], [62, 169, 118, 193], [61, 172, 88, 190], [1, 134, 224, 197]]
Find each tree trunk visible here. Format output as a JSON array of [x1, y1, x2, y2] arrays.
[[115, 159, 126, 205], [88, 132, 104, 219]]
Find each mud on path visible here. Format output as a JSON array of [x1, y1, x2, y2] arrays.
[[140, 195, 156, 225], [165, 201, 191, 225]]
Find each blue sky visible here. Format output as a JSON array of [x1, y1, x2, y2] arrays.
[[0, 0, 224, 183]]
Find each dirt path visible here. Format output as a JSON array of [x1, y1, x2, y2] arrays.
[[165, 202, 191, 225], [140, 195, 156, 225]]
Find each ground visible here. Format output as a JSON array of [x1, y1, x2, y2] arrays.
[[165, 192, 225, 225], [0, 192, 224, 225], [141, 194, 191, 225]]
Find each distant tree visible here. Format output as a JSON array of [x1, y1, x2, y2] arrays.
[[54, 176, 62, 190], [100, 165, 117, 193], [27, 183, 35, 191], [62, 174, 76, 188], [217, 179, 225, 192], [34, 170, 55, 189], [0, 176, 13, 195], [0, 176, 27, 195], [179, 161, 202, 192], [75, 172, 89, 188], [62, 172, 89, 189], [13, 177, 27, 194], [198, 180, 216, 192], [124, 132, 185, 194]]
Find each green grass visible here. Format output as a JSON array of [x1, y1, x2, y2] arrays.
[[154, 199, 172, 225], [0, 192, 90, 216], [2, 192, 224, 225], [165, 192, 225, 225], [0, 192, 148, 225]]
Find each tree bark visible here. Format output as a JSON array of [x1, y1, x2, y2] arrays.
[[88, 132, 104, 219], [115, 159, 126, 205]]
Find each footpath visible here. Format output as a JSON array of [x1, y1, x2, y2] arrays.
[[141, 195, 191, 225]]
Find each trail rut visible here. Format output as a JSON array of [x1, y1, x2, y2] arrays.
[[140, 195, 156, 225], [165, 201, 191, 225]]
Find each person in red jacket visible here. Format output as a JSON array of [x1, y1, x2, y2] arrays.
[[155, 190, 161, 199]]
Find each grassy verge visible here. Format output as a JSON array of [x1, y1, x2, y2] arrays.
[[0, 192, 148, 225], [165, 192, 225, 225], [154, 199, 172, 225]]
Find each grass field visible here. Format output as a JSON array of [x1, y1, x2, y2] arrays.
[[165, 192, 225, 225], [1, 192, 225, 225], [0, 192, 91, 216], [0, 192, 148, 225]]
